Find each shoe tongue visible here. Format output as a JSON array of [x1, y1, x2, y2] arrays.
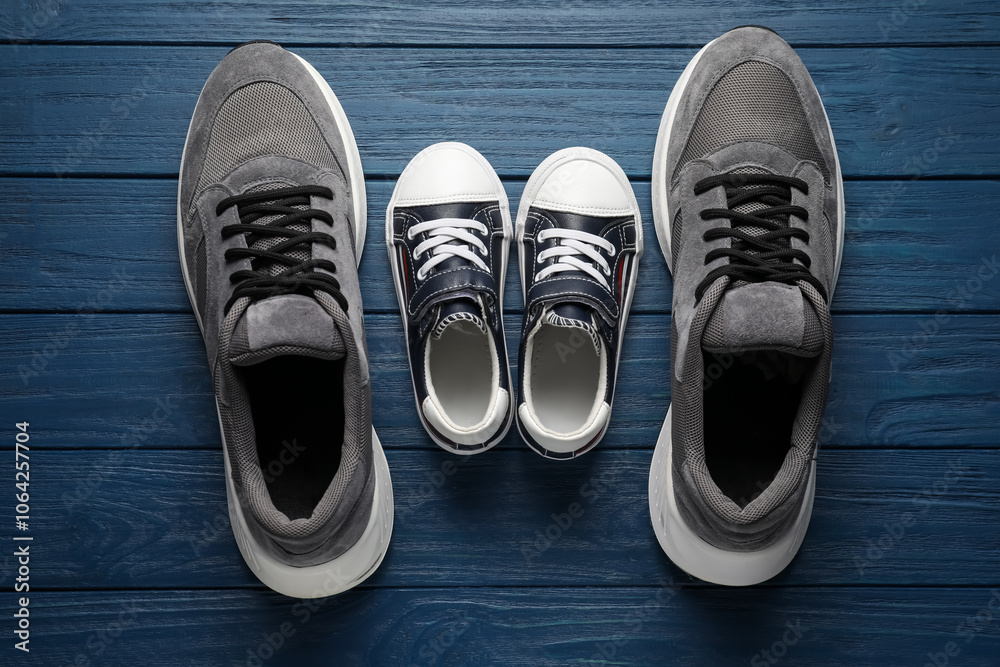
[[702, 283, 823, 358], [431, 297, 487, 339], [229, 294, 347, 366], [546, 302, 593, 328], [542, 303, 602, 351], [243, 182, 312, 277]]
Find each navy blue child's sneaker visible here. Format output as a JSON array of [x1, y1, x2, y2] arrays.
[[514, 148, 643, 459], [386, 143, 514, 454]]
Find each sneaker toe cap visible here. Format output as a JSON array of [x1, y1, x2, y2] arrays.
[[394, 143, 499, 205], [532, 157, 633, 215]]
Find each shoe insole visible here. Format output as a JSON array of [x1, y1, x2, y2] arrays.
[[243, 355, 345, 521], [529, 324, 600, 434], [427, 323, 493, 428], [703, 353, 810, 508]]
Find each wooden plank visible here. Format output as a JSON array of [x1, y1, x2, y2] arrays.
[[17, 448, 1000, 589], [2, 313, 998, 449], [1, 46, 996, 177], [18, 587, 1000, 665], [3, 0, 999, 46], [2, 178, 999, 315]]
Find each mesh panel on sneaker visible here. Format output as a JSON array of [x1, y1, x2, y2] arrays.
[[242, 182, 313, 277], [674, 61, 829, 182], [231, 345, 346, 366], [794, 281, 834, 435], [674, 278, 728, 476], [800, 302, 824, 352], [722, 166, 783, 258], [728, 166, 778, 216], [195, 236, 207, 320], [701, 304, 726, 351], [671, 209, 683, 268], [197, 81, 339, 193]]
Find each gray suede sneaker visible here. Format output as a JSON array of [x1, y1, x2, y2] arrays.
[[177, 41, 392, 598], [647, 26, 844, 585]]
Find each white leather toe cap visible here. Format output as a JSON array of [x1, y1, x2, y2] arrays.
[[394, 142, 499, 206], [532, 154, 633, 216]]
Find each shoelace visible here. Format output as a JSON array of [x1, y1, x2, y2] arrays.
[[217, 185, 348, 314], [407, 218, 489, 280], [693, 172, 827, 301], [535, 228, 615, 290]]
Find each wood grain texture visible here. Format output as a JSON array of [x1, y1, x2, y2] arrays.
[[2, 10, 998, 664], [13, 588, 1000, 666], [2, 313, 998, 449], [2, 0, 999, 46], [11, 448, 999, 590], [1, 46, 997, 177], [2, 178, 999, 314]]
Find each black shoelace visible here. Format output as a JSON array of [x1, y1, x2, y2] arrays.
[[693, 172, 827, 301], [217, 185, 348, 314]]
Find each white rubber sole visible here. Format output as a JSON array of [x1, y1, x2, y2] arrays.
[[177, 47, 391, 597], [385, 142, 514, 455], [647, 38, 844, 585], [648, 407, 815, 586], [514, 147, 643, 459]]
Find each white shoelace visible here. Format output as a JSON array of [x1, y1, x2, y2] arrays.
[[406, 218, 489, 280], [535, 228, 615, 290]]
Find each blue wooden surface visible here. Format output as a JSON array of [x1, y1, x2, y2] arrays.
[[2, 2, 999, 665], [2, 47, 999, 177]]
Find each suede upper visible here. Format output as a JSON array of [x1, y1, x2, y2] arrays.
[[662, 26, 841, 552], [178, 41, 375, 567]]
